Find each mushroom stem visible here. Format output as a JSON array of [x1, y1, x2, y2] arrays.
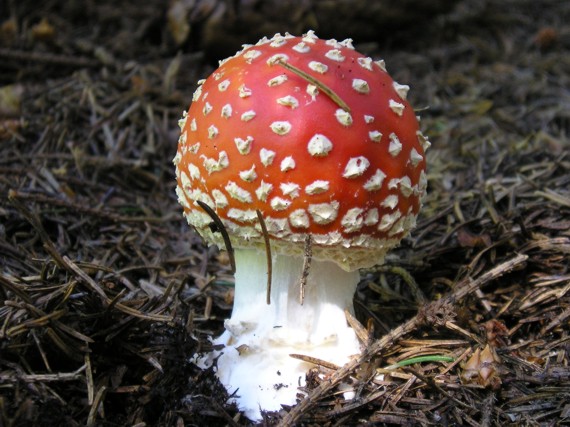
[[211, 248, 361, 420]]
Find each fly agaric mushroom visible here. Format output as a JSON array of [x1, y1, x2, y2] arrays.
[[174, 31, 429, 419]]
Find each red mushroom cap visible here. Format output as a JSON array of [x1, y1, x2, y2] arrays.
[[174, 32, 429, 270]]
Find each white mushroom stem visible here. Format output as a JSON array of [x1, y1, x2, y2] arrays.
[[209, 248, 361, 420]]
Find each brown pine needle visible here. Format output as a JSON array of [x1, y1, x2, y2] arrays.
[[299, 235, 312, 305], [289, 353, 340, 371], [277, 60, 351, 112], [196, 200, 236, 274], [345, 309, 370, 346], [256, 210, 273, 305]]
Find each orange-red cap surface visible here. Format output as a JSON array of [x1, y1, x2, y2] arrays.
[[174, 32, 429, 270]]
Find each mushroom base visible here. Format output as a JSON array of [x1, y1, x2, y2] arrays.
[[204, 248, 361, 420]]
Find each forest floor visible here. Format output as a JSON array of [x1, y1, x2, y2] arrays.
[[1, 0, 569, 425]]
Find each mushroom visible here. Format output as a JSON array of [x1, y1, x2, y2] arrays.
[[174, 31, 429, 420]]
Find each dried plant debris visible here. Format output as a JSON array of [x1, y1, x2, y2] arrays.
[[1, 0, 569, 425]]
